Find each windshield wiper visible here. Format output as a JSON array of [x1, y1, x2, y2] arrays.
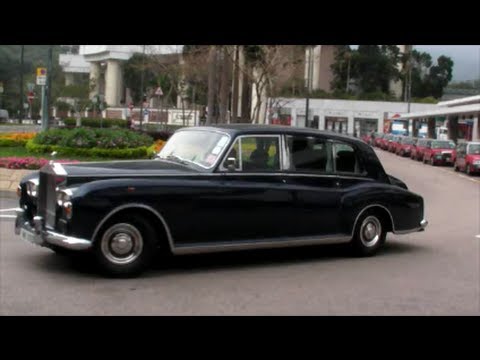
[[161, 154, 191, 165]]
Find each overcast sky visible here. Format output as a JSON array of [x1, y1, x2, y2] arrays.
[[350, 45, 480, 82], [415, 45, 480, 81]]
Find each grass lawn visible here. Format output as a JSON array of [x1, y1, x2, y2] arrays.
[[0, 147, 120, 162]]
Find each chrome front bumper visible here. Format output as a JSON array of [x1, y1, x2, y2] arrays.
[[15, 209, 92, 251]]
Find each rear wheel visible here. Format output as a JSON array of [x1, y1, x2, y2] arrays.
[[350, 212, 386, 257], [94, 215, 157, 277]]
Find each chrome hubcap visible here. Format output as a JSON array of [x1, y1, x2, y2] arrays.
[[360, 216, 382, 248], [101, 223, 143, 265], [111, 233, 134, 255]]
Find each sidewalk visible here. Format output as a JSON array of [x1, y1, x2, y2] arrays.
[[0, 168, 34, 198]]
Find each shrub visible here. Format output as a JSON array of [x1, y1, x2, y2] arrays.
[[63, 117, 128, 128], [26, 140, 153, 159], [33, 128, 153, 149]]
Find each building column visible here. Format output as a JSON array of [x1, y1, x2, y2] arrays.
[[378, 116, 384, 134], [318, 113, 325, 130], [89, 62, 101, 99], [347, 114, 354, 136], [105, 60, 123, 107], [472, 114, 479, 141], [427, 117, 435, 139], [291, 108, 297, 127], [65, 73, 75, 86]]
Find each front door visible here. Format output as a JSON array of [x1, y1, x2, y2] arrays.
[[213, 135, 294, 241]]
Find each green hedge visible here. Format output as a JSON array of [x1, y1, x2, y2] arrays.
[[0, 138, 29, 147], [27, 140, 156, 159], [33, 128, 153, 149], [63, 118, 128, 128]]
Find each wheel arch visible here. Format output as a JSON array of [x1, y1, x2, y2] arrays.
[[351, 204, 394, 238]]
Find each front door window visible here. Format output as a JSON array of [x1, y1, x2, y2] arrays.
[[222, 136, 281, 172]]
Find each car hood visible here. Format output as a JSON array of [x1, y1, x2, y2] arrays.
[[35, 159, 201, 187], [60, 159, 199, 177]]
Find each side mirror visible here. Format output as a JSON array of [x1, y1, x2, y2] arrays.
[[226, 157, 237, 171]]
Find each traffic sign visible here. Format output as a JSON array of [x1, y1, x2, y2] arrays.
[[36, 77, 46, 86], [27, 83, 35, 91], [36, 67, 47, 86], [155, 87, 163, 96], [37, 68, 47, 77]]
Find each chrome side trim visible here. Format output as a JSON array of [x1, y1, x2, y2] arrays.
[[91, 203, 175, 251], [351, 204, 395, 237], [65, 172, 374, 182], [172, 235, 351, 255]]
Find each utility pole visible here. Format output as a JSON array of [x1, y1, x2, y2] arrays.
[[406, 46, 413, 113], [42, 46, 53, 131], [345, 51, 351, 93], [139, 45, 146, 131], [305, 46, 313, 128], [19, 45, 24, 123]]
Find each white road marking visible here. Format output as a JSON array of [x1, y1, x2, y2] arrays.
[[0, 208, 19, 212], [0, 215, 16, 219]]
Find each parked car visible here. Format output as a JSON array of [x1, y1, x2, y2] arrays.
[[422, 139, 456, 166], [15, 125, 428, 277], [396, 137, 416, 157], [411, 138, 432, 161], [388, 135, 403, 153], [454, 141, 480, 175], [380, 134, 394, 150], [373, 133, 385, 148]]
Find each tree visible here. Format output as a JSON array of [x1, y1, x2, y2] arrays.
[[409, 50, 454, 99]]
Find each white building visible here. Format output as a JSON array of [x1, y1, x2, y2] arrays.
[[267, 97, 438, 137], [59, 45, 182, 107]]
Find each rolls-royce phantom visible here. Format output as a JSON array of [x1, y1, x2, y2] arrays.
[[15, 125, 428, 276]]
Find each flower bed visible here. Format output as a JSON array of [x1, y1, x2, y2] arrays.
[[0, 132, 37, 147], [0, 157, 78, 170]]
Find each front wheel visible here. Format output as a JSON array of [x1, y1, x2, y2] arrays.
[[350, 212, 386, 257], [94, 216, 157, 277]]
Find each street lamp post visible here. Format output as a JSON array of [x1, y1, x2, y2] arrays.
[[139, 45, 146, 131], [305, 45, 314, 128]]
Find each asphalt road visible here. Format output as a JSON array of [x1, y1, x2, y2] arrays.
[[0, 150, 479, 315]]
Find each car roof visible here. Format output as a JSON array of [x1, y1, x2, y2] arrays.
[[181, 124, 366, 146]]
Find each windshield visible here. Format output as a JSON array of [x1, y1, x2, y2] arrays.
[[158, 130, 230, 169], [402, 138, 415, 145], [432, 141, 455, 149], [468, 144, 480, 155]]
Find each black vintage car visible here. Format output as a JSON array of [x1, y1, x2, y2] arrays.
[[15, 125, 428, 276]]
